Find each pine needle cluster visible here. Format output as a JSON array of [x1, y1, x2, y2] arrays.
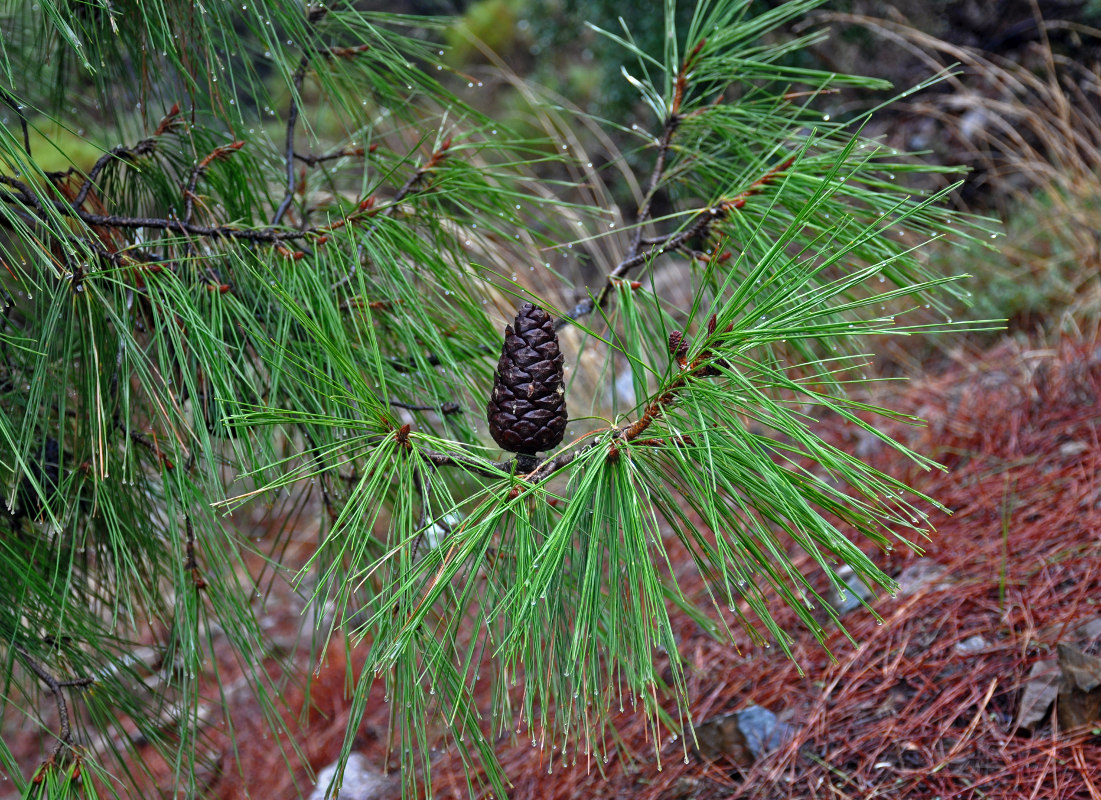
[[0, 0, 996, 797]]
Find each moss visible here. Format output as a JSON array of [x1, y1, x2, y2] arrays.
[[445, 0, 521, 66]]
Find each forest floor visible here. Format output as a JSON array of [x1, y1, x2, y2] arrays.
[[199, 330, 1101, 800]]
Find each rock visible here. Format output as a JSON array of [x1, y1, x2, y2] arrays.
[[826, 563, 874, 615], [954, 635, 988, 655], [1056, 644, 1101, 732], [895, 561, 949, 597], [308, 754, 393, 800], [1015, 658, 1060, 731], [694, 704, 794, 767], [1076, 617, 1101, 646]]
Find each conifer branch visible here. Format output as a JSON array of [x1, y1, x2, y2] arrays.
[[72, 104, 181, 210], [15, 646, 94, 757], [294, 144, 375, 166], [1, 90, 31, 157], [272, 54, 310, 226], [561, 154, 795, 326], [185, 140, 246, 225]]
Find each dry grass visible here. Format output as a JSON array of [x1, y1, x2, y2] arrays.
[[817, 11, 1101, 332]]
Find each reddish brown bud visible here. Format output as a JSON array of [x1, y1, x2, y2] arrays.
[[668, 330, 689, 363]]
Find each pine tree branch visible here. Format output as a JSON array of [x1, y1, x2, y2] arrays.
[[272, 55, 310, 226], [560, 154, 794, 327], [525, 316, 732, 482], [417, 447, 512, 479], [184, 140, 246, 225], [183, 515, 207, 589], [294, 145, 374, 166], [410, 464, 433, 563], [1, 89, 31, 157], [389, 400, 462, 415], [559, 41, 712, 329], [72, 104, 181, 210], [15, 646, 94, 757], [331, 137, 453, 290]]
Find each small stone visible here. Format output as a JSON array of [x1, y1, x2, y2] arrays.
[[1016, 658, 1060, 731], [895, 561, 949, 597], [827, 564, 873, 615], [693, 704, 793, 767], [954, 635, 988, 655], [309, 754, 393, 800]]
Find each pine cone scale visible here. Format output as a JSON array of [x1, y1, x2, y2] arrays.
[[487, 303, 568, 455]]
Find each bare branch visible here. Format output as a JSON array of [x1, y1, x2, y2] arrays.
[[272, 55, 310, 226], [15, 645, 94, 757]]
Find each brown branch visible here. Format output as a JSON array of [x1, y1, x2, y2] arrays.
[[560, 154, 795, 328], [621, 314, 732, 441], [73, 103, 180, 209], [272, 55, 310, 226], [330, 137, 453, 290], [1, 90, 31, 157], [390, 400, 462, 415], [294, 144, 374, 166], [627, 113, 680, 261], [418, 447, 512, 479], [624, 39, 706, 264], [127, 429, 175, 470], [273, 8, 375, 226], [526, 316, 733, 481], [184, 140, 245, 225], [15, 645, 94, 757], [410, 464, 434, 563], [672, 38, 706, 117], [32, 206, 322, 242], [183, 515, 206, 589]]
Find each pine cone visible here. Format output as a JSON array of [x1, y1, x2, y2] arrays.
[[486, 303, 567, 455], [668, 330, 688, 364]]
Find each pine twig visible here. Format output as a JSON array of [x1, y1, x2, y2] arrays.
[[560, 153, 794, 326], [14, 646, 94, 758], [184, 140, 245, 225], [389, 400, 462, 415], [330, 137, 453, 290], [1, 89, 31, 157], [294, 144, 374, 166], [183, 515, 207, 589], [272, 55, 310, 226], [73, 104, 181, 210]]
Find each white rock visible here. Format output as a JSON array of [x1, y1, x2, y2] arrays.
[[308, 754, 392, 800]]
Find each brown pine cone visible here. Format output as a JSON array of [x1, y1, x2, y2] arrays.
[[668, 330, 688, 364], [486, 303, 567, 455]]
